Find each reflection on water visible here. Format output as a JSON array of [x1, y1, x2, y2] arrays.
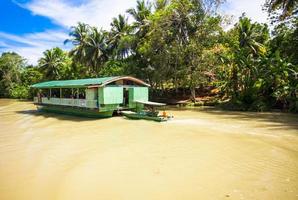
[[0, 99, 297, 200]]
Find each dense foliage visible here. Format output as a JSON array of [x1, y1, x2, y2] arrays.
[[264, 0, 297, 22], [0, 0, 297, 112]]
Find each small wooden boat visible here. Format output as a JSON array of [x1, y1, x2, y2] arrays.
[[122, 111, 168, 122], [122, 100, 172, 122]]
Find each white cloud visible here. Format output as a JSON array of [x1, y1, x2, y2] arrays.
[[222, 0, 269, 25], [22, 0, 269, 30], [0, 30, 70, 65], [1, 0, 137, 64], [23, 0, 137, 30]]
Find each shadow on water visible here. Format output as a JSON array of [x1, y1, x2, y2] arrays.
[[167, 106, 298, 131], [16, 110, 108, 122], [12, 105, 298, 130]]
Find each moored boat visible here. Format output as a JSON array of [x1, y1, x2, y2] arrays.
[[31, 76, 151, 118], [121, 100, 172, 122]]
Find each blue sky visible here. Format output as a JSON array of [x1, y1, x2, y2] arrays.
[[0, 0, 268, 64]]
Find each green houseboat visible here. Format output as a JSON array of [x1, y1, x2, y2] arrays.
[[32, 76, 150, 118]]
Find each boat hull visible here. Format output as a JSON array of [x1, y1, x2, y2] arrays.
[[122, 112, 167, 122], [36, 104, 114, 118]]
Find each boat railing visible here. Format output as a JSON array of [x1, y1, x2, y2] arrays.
[[40, 97, 98, 108]]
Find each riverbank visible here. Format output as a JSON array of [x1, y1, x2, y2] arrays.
[[153, 95, 298, 113]]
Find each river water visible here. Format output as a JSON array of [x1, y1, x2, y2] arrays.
[[0, 99, 297, 200]]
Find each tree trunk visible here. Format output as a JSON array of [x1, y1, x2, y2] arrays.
[[191, 87, 196, 102]]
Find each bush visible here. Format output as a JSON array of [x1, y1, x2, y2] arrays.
[[99, 60, 125, 76], [9, 85, 30, 99], [289, 99, 298, 113], [219, 99, 248, 111], [249, 100, 270, 112]]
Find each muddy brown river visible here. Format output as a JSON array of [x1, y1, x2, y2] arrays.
[[0, 99, 297, 200]]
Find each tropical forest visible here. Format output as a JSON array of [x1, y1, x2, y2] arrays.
[[0, 0, 297, 112]]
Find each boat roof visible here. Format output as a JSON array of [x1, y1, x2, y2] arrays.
[[135, 100, 166, 106], [31, 76, 150, 88]]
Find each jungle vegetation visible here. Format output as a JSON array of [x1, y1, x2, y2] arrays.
[[0, 0, 297, 112]]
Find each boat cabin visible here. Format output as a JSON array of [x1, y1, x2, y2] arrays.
[[32, 76, 150, 117]]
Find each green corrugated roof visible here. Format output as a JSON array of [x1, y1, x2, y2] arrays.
[[31, 76, 119, 88]]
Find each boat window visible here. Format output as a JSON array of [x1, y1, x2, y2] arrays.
[[51, 88, 60, 98], [63, 88, 72, 98], [78, 88, 86, 99], [41, 89, 48, 98]]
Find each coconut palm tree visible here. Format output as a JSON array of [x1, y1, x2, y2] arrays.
[[127, 0, 152, 37], [238, 16, 266, 56], [38, 47, 67, 80], [66, 23, 109, 74], [65, 23, 90, 64], [231, 16, 270, 101], [127, 0, 152, 23], [84, 27, 109, 73], [109, 14, 132, 59]]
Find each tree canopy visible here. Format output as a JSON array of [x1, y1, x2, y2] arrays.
[[0, 0, 297, 112]]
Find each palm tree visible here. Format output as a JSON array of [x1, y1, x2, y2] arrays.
[[127, 0, 152, 37], [266, 0, 298, 20], [65, 23, 109, 74], [84, 27, 109, 73], [233, 16, 270, 100], [38, 47, 67, 80], [109, 14, 132, 59], [65, 23, 90, 64], [238, 16, 266, 56], [127, 0, 151, 23]]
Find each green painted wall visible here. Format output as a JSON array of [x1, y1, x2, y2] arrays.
[[97, 86, 148, 111], [128, 87, 149, 108], [86, 88, 97, 100], [99, 104, 119, 112], [98, 86, 123, 105]]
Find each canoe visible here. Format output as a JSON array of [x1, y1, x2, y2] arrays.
[[121, 111, 168, 122]]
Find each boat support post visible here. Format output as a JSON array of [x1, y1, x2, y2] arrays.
[[60, 88, 62, 104]]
